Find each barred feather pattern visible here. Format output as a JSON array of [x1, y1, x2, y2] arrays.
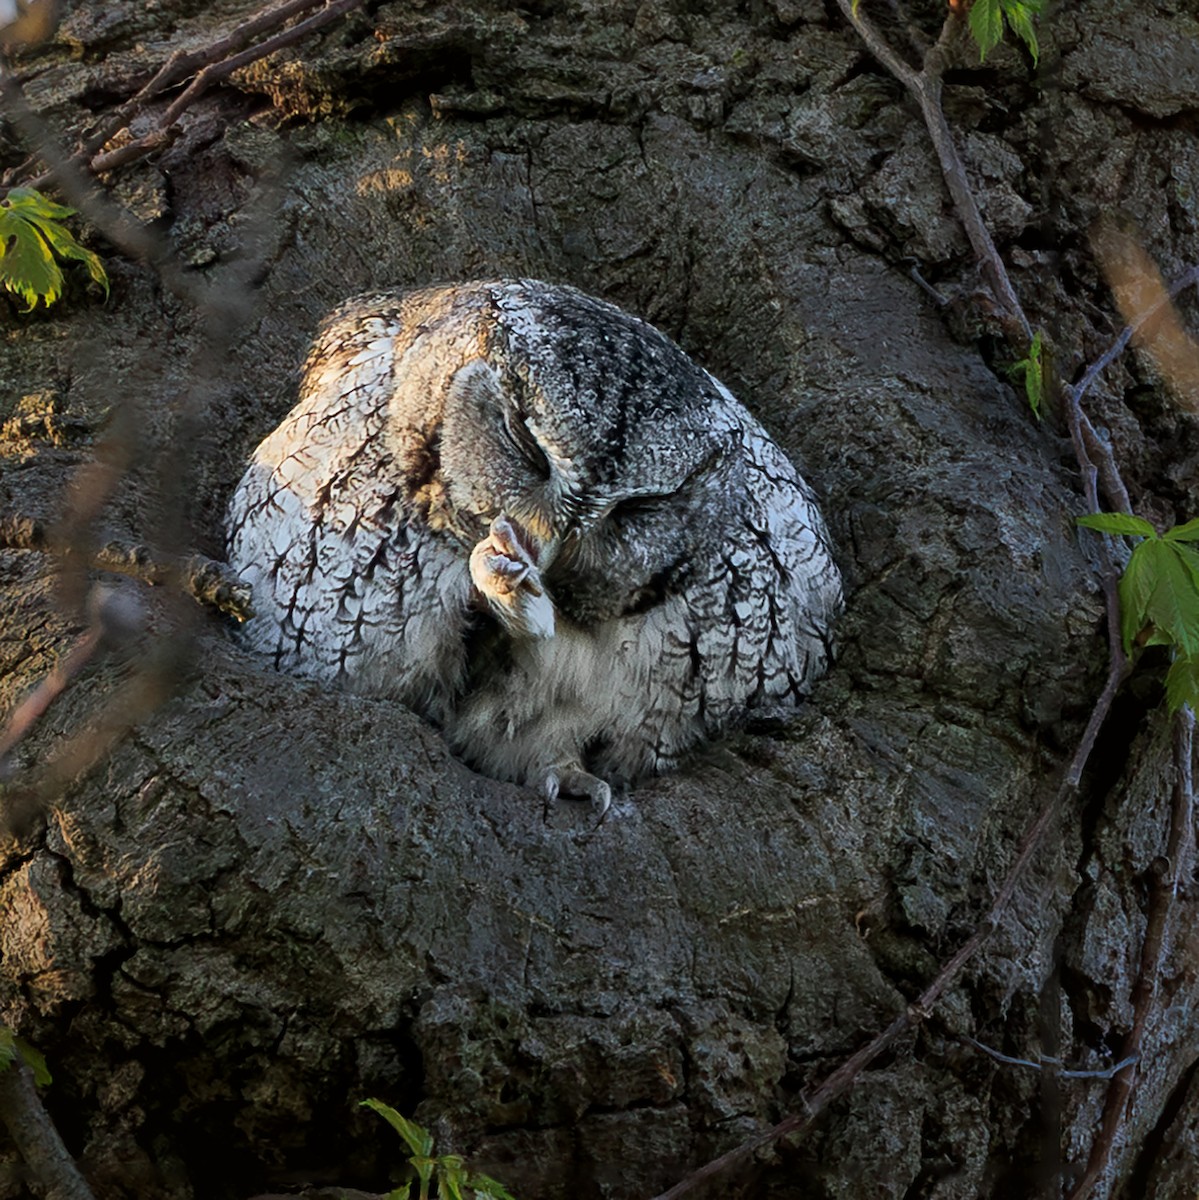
[[227, 280, 843, 804]]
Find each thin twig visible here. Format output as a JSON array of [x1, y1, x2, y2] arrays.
[[0, 628, 102, 774], [0, 630, 187, 839], [0, 57, 209, 307], [10, 0, 364, 190], [962, 1036, 1138, 1081], [72, 0, 332, 165], [1065, 263, 1199, 516], [1066, 707, 1195, 1200], [159, 0, 365, 128], [88, 127, 179, 175], [657, 7, 1152, 1194], [833, 0, 1032, 346], [1070, 266, 1199, 411], [0, 1060, 96, 1200]]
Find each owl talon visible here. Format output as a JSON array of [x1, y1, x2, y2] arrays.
[[542, 764, 612, 819], [470, 515, 554, 638]]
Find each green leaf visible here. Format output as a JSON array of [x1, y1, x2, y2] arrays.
[[0, 186, 108, 310], [1141, 540, 1199, 658], [439, 1157, 467, 1200], [361, 1100, 435, 1159], [0, 1029, 51, 1085], [34, 213, 109, 295], [1118, 541, 1157, 653], [1166, 655, 1199, 714], [1022, 329, 1044, 419], [410, 1155, 436, 1190], [1173, 543, 1199, 591], [4, 186, 76, 222], [1001, 1, 1041, 65], [1164, 517, 1199, 543], [0, 1028, 16, 1071], [15, 1038, 51, 1086], [467, 1173, 519, 1200], [385, 1185, 413, 1200], [1077, 513, 1159, 539], [0, 211, 63, 309], [968, 0, 1004, 61]]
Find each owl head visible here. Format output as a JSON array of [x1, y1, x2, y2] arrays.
[[435, 295, 743, 622]]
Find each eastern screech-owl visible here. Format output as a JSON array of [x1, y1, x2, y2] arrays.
[[226, 280, 843, 812]]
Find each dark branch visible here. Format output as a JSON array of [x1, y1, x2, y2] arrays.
[[832, 0, 1032, 346], [9, 0, 365, 189], [1066, 708, 1196, 1200], [0, 1060, 96, 1200]]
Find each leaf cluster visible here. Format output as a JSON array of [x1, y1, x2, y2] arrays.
[[1077, 514, 1199, 712], [967, 0, 1044, 66], [0, 1026, 52, 1086], [0, 186, 109, 311], [362, 1100, 517, 1200]]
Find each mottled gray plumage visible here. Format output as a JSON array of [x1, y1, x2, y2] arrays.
[[226, 280, 842, 811]]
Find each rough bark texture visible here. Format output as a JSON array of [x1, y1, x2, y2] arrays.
[[1, 1, 1198, 1197]]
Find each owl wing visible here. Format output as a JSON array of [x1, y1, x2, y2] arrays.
[[226, 307, 473, 716]]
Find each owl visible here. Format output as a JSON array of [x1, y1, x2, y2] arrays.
[[226, 280, 843, 813]]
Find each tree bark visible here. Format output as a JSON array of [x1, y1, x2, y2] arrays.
[[1, 1, 1198, 1197]]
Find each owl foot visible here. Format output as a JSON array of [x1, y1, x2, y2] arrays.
[[470, 515, 555, 639], [543, 762, 612, 819]]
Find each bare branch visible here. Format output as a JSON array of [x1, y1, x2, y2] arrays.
[[1071, 265, 1199, 412], [0, 57, 210, 307], [1066, 707, 1196, 1200], [160, 0, 365, 128], [0, 627, 102, 774], [961, 1036, 1138, 1081], [0, 1060, 96, 1200], [832, 0, 1032, 346], [74, 0, 335, 165], [8, 0, 365, 189]]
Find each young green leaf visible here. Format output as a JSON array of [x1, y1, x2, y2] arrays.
[[1164, 517, 1199, 543], [1002, 0, 1041, 66], [968, 0, 1004, 60], [1141, 540, 1199, 658], [410, 1155, 436, 1195], [1019, 329, 1044, 418], [468, 1173, 519, 1200], [361, 1099, 435, 1158], [0, 1028, 52, 1085], [1166, 655, 1199, 714], [1118, 542, 1157, 653], [363, 1101, 519, 1200], [1076, 513, 1159, 539], [439, 1157, 467, 1200], [0, 186, 108, 311], [15, 1038, 51, 1086]]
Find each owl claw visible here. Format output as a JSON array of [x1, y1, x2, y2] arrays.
[[542, 764, 612, 819], [470, 515, 554, 638]]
